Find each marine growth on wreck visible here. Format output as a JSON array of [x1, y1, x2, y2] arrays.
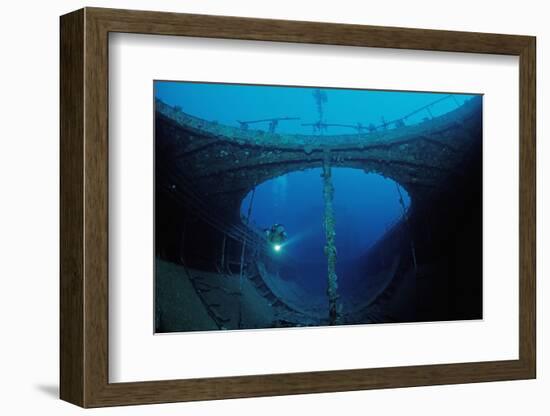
[[154, 81, 483, 333]]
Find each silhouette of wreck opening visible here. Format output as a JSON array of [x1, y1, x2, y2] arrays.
[[154, 96, 483, 333], [239, 168, 411, 303]]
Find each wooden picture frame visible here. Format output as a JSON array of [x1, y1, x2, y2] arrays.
[[60, 7, 536, 408]]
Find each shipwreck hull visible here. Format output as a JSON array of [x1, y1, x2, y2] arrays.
[[154, 96, 483, 331]]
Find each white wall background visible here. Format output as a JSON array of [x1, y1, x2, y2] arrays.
[[0, 0, 546, 414]]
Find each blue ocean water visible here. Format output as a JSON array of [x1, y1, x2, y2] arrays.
[[155, 81, 475, 135], [155, 81, 476, 298], [243, 168, 410, 257], [241, 168, 410, 297]]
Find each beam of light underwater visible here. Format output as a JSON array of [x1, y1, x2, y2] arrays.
[[276, 229, 311, 249], [268, 228, 316, 258]]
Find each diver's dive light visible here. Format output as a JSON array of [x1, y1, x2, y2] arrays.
[[273, 244, 282, 252]]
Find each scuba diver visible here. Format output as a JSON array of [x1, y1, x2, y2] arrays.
[[264, 224, 288, 248]]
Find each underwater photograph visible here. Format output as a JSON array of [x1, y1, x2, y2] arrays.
[[154, 81, 483, 333]]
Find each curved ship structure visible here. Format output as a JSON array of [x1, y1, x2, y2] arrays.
[[155, 95, 483, 332]]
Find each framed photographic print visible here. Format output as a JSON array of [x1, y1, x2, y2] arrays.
[[60, 7, 536, 408]]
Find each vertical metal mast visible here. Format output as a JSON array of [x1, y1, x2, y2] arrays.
[[322, 153, 340, 325], [313, 89, 328, 134]]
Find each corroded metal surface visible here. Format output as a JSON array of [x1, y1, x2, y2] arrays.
[[155, 96, 482, 220], [322, 156, 340, 324]]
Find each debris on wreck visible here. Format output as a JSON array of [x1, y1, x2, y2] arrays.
[[237, 117, 300, 133]]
